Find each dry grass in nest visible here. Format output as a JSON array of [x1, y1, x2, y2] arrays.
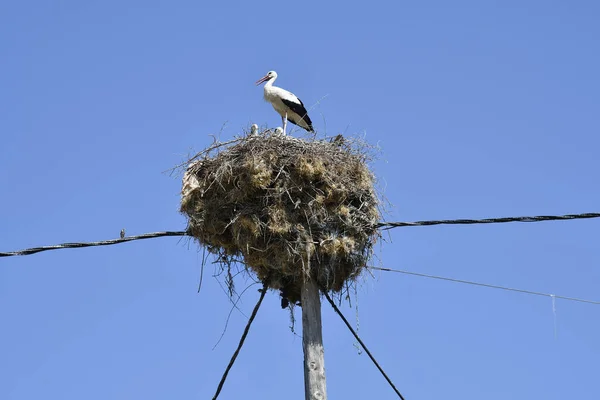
[[180, 128, 381, 306]]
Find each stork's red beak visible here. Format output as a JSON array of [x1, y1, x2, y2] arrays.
[[255, 75, 269, 85]]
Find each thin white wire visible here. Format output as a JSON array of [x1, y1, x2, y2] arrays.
[[370, 266, 600, 305], [551, 294, 558, 339]]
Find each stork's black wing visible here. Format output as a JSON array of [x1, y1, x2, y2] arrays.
[[281, 98, 314, 132]]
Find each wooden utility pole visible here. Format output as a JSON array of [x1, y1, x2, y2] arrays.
[[301, 279, 328, 400]]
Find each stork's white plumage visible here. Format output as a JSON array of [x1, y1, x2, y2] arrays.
[[255, 71, 314, 135]]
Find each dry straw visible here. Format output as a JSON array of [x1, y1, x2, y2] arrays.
[[180, 128, 381, 307]]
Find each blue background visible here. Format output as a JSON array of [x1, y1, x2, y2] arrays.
[[1, 1, 599, 399]]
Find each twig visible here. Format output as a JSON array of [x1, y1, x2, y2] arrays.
[[197, 246, 207, 293], [212, 282, 259, 350]]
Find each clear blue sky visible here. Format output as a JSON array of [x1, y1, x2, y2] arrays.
[[1, 1, 599, 399]]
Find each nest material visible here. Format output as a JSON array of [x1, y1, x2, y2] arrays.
[[180, 129, 380, 306]]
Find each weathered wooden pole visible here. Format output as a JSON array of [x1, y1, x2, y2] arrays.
[[301, 279, 328, 400]]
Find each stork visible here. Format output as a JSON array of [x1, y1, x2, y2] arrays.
[[255, 71, 314, 135]]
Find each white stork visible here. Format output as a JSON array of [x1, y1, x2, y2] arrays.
[[255, 70, 314, 135]]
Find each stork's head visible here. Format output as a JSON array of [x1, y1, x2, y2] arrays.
[[255, 70, 277, 85]]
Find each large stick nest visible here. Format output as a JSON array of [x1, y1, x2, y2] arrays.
[[180, 129, 381, 306]]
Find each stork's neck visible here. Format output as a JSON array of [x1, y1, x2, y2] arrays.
[[264, 76, 277, 89]]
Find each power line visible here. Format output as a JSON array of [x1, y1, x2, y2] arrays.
[[376, 212, 600, 230], [212, 283, 268, 400], [0, 231, 187, 257], [1, 212, 599, 258], [371, 266, 600, 305], [323, 290, 406, 400]]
